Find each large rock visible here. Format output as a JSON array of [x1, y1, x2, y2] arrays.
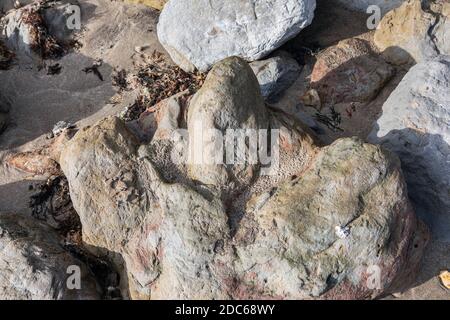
[[187, 57, 269, 195], [250, 53, 302, 102], [61, 57, 425, 299], [374, 0, 450, 65], [311, 38, 395, 104], [157, 0, 316, 72], [0, 213, 100, 300], [60, 116, 233, 299], [368, 55, 450, 241], [334, 0, 406, 15], [235, 138, 426, 299]]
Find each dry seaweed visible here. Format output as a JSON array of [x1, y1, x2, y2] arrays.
[[118, 51, 206, 121], [47, 63, 62, 75], [21, 5, 64, 59], [315, 106, 343, 132]]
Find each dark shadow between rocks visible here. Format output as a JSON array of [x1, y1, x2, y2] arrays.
[[370, 127, 450, 295], [66, 242, 125, 300], [281, 0, 369, 63], [371, 128, 450, 241]]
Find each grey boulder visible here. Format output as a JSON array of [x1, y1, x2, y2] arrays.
[[374, 0, 450, 65], [250, 53, 302, 102], [157, 0, 316, 72], [368, 55, 450, 241]]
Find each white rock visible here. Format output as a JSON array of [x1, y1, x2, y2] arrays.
[[157, 0, 316, 72], [368, 55, 450, 241]]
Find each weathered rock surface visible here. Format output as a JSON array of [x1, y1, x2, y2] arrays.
[[60, 116, 233, 299], [235, 138, 426, 299], [61, 57, 426, 299], [334, 0, 406, 15], [311, 38, 395, 104], [374, 0, 450, 65], [157, 0, 316, 72], [187, 57, 269, 194], [368, 55, 450, 241], [250, 53, 302, 102], [0, 212, 100, 300]]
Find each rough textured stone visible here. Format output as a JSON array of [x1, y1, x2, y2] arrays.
[[250, 53, 302, 102], [368, 55, 450, 241], [311, 38, 395, 104], [334, 0, 406, 15], [60, 116, 233, 299], [187, 57, 269, 194], [60, 57, 426, 300], [157, 0, 316, 72], [0, 212, 100, 300], [374, 0, 450, 65], [235, 138, 426, 299]]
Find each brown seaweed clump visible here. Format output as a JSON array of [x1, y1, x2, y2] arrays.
[[116, 51, 206, 121], [21, 5, 64, 59]]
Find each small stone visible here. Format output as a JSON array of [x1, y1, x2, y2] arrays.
[[301, 89, 321, 109], [52, 120, 74, 136], [439, 271, 450, 289], [250, 53, 302, 102]]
